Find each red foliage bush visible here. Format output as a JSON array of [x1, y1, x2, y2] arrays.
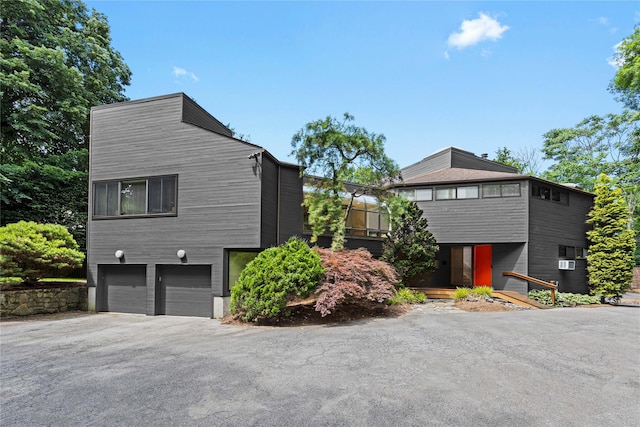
[[314, 247, 399, 316]]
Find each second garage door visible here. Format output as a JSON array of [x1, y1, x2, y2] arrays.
[[156, 265, 212, 317]]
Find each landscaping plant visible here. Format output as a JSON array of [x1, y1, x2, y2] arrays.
[[452, 287, 469, 300], [528, 290, 601, 307], [230, 237, 324, 322], [314, 247, 398, 316], [0, 221, 85, 285], [388, 288, 427, 305], [586, 173, 636, 302], [382, 199, 438, 286]]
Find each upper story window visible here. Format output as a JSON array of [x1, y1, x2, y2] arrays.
[[482, 183, 521, 198], [93, 175, 177, 218], [532, 183, 569, 205], [398, 188, 433, 201], [435, 185, 479, 200]]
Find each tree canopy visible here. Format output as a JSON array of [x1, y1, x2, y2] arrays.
[[0, 0, 131, 164], [291, 113, 399, 250], [609, 25, 640, 111]]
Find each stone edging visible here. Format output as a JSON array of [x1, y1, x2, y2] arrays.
[[0, 285, 88, 317]]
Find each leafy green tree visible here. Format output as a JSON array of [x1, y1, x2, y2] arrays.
[[0, 0, 131, 164], [609, 25, 640, 111], [541, 111, 639, 232], [291, 113, 399, 250], [0, 152, 88, 250], [382, 198, 439, 286], [586, 174, 636, 302], [230, 237, 324, 322], [0, 221, 85, 284]]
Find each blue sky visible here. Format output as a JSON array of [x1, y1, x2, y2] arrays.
[[87, 1, 638, 169]]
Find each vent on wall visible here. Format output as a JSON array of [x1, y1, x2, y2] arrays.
[[558, 260, 576, 270]]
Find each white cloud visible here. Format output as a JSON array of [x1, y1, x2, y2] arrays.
[[448, 12, 509, 50], [443, 50, 450, 60], [173, 66, 199, 82], [607, 42, 624, 68]]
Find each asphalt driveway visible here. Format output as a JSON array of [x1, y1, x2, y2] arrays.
[[1, 306, 639, 427]]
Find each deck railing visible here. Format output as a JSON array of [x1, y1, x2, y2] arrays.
[[502, 271, 557, 306]]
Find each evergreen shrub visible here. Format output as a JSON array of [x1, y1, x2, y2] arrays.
[[230, 237, 324, 322], [0, 221, 85, 284]]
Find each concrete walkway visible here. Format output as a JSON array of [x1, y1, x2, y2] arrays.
[[1, 306, 639, 426]]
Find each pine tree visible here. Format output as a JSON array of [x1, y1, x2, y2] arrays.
[[382, 200, 439, 286], [586, 174, 636, 301]]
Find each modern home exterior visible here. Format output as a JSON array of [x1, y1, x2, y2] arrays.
[[86, 93, 383, 318], [87, 93, 593, 318], [391, 147, 594, 294]]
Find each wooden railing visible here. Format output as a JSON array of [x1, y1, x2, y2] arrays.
[[503, 271, 558, 306]]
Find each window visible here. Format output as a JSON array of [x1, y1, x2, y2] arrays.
[[457, 186, 478, 199], [436, 188, 456, 200], [532, 184, 568, 205], [93, 175, 177, 218], [436, 186, 478, 200], [399, 189, 415, 201], [228, 250, 259, 289], [482, 183, 521, 198], [302, 188, 390, 238], [559, 245, 579, 259], [415, 189, 433, 201]]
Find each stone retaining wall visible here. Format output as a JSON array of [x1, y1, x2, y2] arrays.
[[0, 285, 88, 317]]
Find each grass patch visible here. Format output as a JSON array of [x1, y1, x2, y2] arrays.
[[472, 286, 493, 297], [389, 288, 427, 305], [452, 287, 469, 300]]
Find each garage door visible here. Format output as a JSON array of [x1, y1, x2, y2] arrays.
[[156, 265, 212, 317], [99, 265, 147, 314]]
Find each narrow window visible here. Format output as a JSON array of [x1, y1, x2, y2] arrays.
[[482, 184, 501, 198], [120, 180, 147, 215], [501, 183, 520, 197], [399, 189, 415, 201]]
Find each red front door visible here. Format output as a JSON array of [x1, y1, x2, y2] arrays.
[[473, 245, 492, 287]]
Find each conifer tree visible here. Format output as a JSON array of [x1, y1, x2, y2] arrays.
[[382, 199, 439, 286], [586, 173, 636, 301]]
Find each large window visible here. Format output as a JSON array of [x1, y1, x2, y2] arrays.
[[93, 175, 177, 218], [303, 187, 390, 238]]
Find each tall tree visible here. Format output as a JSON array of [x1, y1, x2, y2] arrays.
[[541, 110, 639, 232], [586, 174, 636, 302], [291, 113, 399, 250], [0, 0, 131, 164], [609, 25, 640, 111]]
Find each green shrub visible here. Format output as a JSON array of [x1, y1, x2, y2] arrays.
[[389, 288, 427, 305], [528, 290, 601, 307], [230, 237, 324, 322], [453, 287, 469, 300], [0, 221, 85, 285], [472, 286, 493, 297]]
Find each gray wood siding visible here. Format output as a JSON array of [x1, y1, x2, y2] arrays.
[[278, 165, 304, 244], [528, 189, 593, 293], [492, 243, 528, 293], [401, 147, 516, 180], [88, 94, 265, 304], [181, 94, 233, 137], [416, 182, 528, 244], [260, 155, 279, 248]]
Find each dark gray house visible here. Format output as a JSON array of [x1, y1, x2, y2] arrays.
[[87, 94, 593, 318], [391, 147, 594, 294], [87, 93, 305, 318]]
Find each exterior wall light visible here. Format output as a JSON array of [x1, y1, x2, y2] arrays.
[[115, 250, 124, 259], [177, 249, 186, 259]]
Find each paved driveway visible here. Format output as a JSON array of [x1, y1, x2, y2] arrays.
[[1, 306, 639, 426]]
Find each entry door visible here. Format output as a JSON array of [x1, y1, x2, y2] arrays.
[[451, 246, 473, 286], [473, 245, 492, 287]]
